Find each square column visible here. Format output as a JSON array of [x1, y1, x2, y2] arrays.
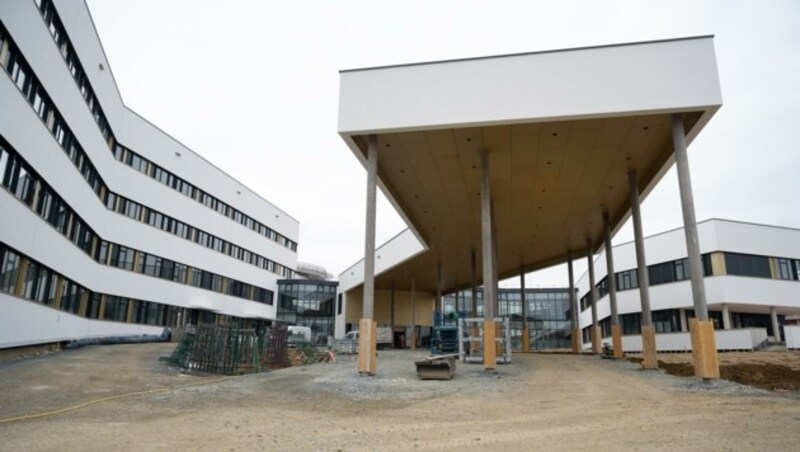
[[672, 113, 719, 379], [358, 134, 378, 375]]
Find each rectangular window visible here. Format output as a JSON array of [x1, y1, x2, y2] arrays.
[[86, 293, 102, 319], [174, 263, 188, 283], [105, 296, 129, 322], [22, 261, 40, 300], [648, 261, 676, 286], [189, 268, 202, 287], [60, 280, 82, 314], [724, 253, 771, 278], [142, 254, 161, 277], [159, 259, 174, 280], [0, 247, 21, 293], [777, 258, 796, 281]]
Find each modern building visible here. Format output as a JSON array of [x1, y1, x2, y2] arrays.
[[441, 287, 573, 351], [337, 34, 724, 375], [277, 279, 338, 345], [0, 0, 299, 350], [576, 219, 800, 351]]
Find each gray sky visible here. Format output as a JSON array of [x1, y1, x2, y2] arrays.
[[85, 0, 800, 286]]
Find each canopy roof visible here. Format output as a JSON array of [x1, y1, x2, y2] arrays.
[[338, 36, 722, 292]]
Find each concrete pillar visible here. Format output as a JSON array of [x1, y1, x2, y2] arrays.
[[520, 266, 530, 353], [721, 303, 731, 330], [586, 238, 601, 354], [770, 307, 782, 342], [358, 134, 378, 376], [436, 264, 443, 325], [410, 277, 416, 350], [672, 113, 719, 379], [568, 250, 580, 354], [480, 150, 497, 370], [603, 211, 623, 358], [390, 284, 396, 330], [491, 199, 500, 316], [679, 309, 688, 333], [628, 169, 657, 370], [471, 250, 478, 317]]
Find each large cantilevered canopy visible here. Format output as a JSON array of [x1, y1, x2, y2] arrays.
[[338, 36, 722, 293]]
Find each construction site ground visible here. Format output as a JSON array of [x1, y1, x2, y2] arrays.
[[1, 344, 799, 451]]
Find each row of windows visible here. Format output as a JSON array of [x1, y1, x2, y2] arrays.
[[442, 289, 573, 323], [587, 309, 787, 341], [112, 143, 298, 252], [35, 0, 114, 146], [0, 136, 273, 305], [0, 20, 293, 279], [581, 252, 800, 312], [31, 2, 298, 254], [581, 255, 713, 311], [0, 241, 175, 326]]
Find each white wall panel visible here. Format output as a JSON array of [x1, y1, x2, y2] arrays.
[[0, 293, 164, 349]]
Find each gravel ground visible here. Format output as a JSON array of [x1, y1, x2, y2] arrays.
[[1, 344, 799, 451]]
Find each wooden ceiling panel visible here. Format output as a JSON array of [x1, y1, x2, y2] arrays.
[[357, 112, 701, 292]]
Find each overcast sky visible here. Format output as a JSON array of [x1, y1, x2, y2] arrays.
[[85, 0, 800, 286]]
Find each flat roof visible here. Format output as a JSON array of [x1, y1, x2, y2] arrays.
[[338, 36, 722, 292]]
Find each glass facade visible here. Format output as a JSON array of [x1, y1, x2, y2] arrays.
[[443, 288, 574, 351], [277, 280, 338, 345]]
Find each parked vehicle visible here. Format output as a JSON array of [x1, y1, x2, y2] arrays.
[[288, 326, 312, 342], [339, 327, 393, 350]]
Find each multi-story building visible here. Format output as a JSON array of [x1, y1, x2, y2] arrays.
[[576, 219, 800, 350], [0, 0, 298, 350]]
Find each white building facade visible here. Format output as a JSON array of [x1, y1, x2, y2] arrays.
[[0, 0, 298, 349], [576, 219, 800, 351]]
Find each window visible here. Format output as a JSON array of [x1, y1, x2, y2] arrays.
[[616, 269, 638, 291], [0, 246, 21, 293], [86, 293, 102, 319], [173, 263, 188, 283], [142, 254, 162, 277], [189, 268, 202, 287], [648, 261, 676, 286], [60, 280, 82, 314], [95, 241, 109, 264], [777, 258, 796, 281], [104, 296, 129, 322], [725, 253, 771, 278], [110, 245, 134, 271], [159, 259, 174, 280]]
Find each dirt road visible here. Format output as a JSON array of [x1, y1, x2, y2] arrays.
[[1, 344, 799, 451]]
